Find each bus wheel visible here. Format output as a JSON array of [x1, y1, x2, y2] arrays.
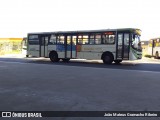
[[155, 51, 159, 59], [49, 52, 59, 62], [102, 53, 113, 64], [114, 60, 122, 64], [62, 58, 70, 62]]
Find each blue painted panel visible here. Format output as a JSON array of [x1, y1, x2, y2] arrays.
[[56, 45, 76, 52], [56, 45, 65, 52], [72, 45, 76, 51], [67, 45, 76, 51]]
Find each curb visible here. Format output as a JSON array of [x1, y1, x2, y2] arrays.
[[142, 57, 160, 62]]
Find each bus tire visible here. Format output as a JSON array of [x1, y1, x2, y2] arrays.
[[155, 51, 159, 59], [62, 58, 70, 62], [102, 53, 114, 64], [49, 52, 59, 62], [114, 60, 122, 64]]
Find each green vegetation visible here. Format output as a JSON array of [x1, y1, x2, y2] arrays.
[[0, 39, 22, 55], [144, 54, 152, 58]]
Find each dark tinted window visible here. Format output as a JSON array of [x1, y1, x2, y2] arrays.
[[28, 35, 39, 45]]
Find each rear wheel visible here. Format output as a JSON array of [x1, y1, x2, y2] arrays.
[[114, 60, 122, 64], [49, 52, 60, 62], [62, 58, 70, 62], [102, 53, 113, 64]]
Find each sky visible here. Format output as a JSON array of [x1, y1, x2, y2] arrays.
[[0, 0, 160, 40]]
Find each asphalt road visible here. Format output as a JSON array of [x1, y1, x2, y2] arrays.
[[0, 57, 160, 120], [0, 57, 160, 72]]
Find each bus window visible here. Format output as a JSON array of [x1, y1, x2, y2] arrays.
[[89, 35, 94, 44], [108, 35, 115, 44], [155, 39, 160, 47], [118, 34, 123, 45], [57, 36, 64, 44], [28, 35, 39, 45], [124, 34, 129, 45], [102, 35, 105, 44], [78, 35, 83, 44], [103, 34, 115, 44], [157, 39, 160, 47], [67, 36, 71, 44], [72, 36, 77, 45], [29, 35, 38, 39], [95, 34, 101, 44], [149, 40, 152, 47], [83, 35, 89, 44], [49, 35, 56, 44]]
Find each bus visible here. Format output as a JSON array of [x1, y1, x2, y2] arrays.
[[26, 28, 142, 64], [148, 37, 160, 59]]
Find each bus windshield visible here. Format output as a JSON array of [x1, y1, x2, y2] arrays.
[[132, 34, 141, 51]]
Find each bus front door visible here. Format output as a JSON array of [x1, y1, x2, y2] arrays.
[[40, 36, 49, 57], [116, 33, 129, 60]]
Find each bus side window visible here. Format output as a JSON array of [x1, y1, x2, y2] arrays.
[[102, 34, 115, 44], [49, 35, 56, 44], [102, 35, 109, 44], [72, 36, 77, 45], [78, 40, 82, 44], [83, 35, 89, 44], [108, 35, 115, 44], [57, 36, 64, 44], [78, 35, 83, 44], [95, 34, 101, 44], [89, 35, 94, 44], [102, 35, 106, 44]]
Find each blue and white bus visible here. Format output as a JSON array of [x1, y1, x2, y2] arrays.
[[26, 28, 142, 64]]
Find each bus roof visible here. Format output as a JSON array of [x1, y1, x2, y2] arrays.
[[28, 28, 141, 35], [149, 37, 160, 40]]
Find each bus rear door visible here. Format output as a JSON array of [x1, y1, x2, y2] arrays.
[[40, 35, 49, 57], [65, 36, 76, 58]]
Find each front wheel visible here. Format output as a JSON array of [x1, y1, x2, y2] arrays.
[[102, 54, 113, 64], [49, 52, 60, 62]]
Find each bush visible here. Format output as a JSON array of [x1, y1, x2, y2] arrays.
[[144, 54, 152, 58]]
